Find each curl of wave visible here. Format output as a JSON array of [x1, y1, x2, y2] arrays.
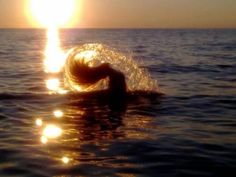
[[64, 44, 160, 92]]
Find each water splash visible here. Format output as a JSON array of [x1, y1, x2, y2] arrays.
[[64, 44, 160, 92]]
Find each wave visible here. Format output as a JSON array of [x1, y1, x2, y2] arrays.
[[0, 90, 163, 102], [0, 92, 48, 100]]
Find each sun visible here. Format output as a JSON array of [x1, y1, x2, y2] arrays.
[[29, 0, 77, 28]]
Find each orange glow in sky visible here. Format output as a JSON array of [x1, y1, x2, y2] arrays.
[[0, 0, 235, 28]]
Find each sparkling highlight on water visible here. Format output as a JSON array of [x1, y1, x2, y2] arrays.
[[53, 110, 64, 118], [43, 124, 62, 139], [62, 156, 70, 164], [36, 119, 43, 127]]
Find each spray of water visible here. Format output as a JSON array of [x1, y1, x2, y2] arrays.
[[64, 43, 160, 92]]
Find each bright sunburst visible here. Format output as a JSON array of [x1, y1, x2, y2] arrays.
[[29, 0, 76, 27], [29, 0, 80, 93]]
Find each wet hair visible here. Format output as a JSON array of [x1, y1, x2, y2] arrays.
[[66, 58, 126, 95]]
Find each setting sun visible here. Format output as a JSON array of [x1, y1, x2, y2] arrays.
[[29, 0, 77, 27]]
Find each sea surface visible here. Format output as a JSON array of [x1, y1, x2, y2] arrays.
[[0, 29, 236, 177]]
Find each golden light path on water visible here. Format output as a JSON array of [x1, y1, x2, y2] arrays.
[[35, 109, 71, 164], [40, 21, 72, 165], [35, 113, 63, 143], [44, 27, 69, 94], [29, 0, 78, 93], [29, 0, 80, 165], [44, 28, 65, 73]]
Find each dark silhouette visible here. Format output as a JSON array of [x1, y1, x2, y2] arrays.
[[66, 95, 127, 141], [68, 61, 127, 96], [65, 89, 162, 141]]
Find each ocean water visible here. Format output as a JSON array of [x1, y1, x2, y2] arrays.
[[0, 29, 236, 177]]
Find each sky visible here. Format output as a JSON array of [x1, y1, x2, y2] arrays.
[[0, 0, 236, 28]]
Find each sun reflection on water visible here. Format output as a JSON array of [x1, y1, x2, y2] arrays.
[[44, 27, 70, 94], [36, 110, 64, 144], [44, 28, 65, 74], [41, 136, 48, 144], [31, 0, 79, 166], [35, 118, 43, 127], [46, 78, 60, 91], [35, 109, 73, 164], [43, 124, 62, 139], [54, 110, 64, 118], [62, 156, 70, 164]]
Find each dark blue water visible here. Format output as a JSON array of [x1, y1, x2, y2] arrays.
[[0, 29, 236, 177]]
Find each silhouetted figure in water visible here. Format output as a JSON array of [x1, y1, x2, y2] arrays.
[[69, 62, 127, 96]]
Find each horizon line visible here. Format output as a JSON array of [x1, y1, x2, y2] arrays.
[[0, 27, 236, 30]]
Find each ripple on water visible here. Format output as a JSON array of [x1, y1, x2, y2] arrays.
[[0, 29, 236, 177]]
